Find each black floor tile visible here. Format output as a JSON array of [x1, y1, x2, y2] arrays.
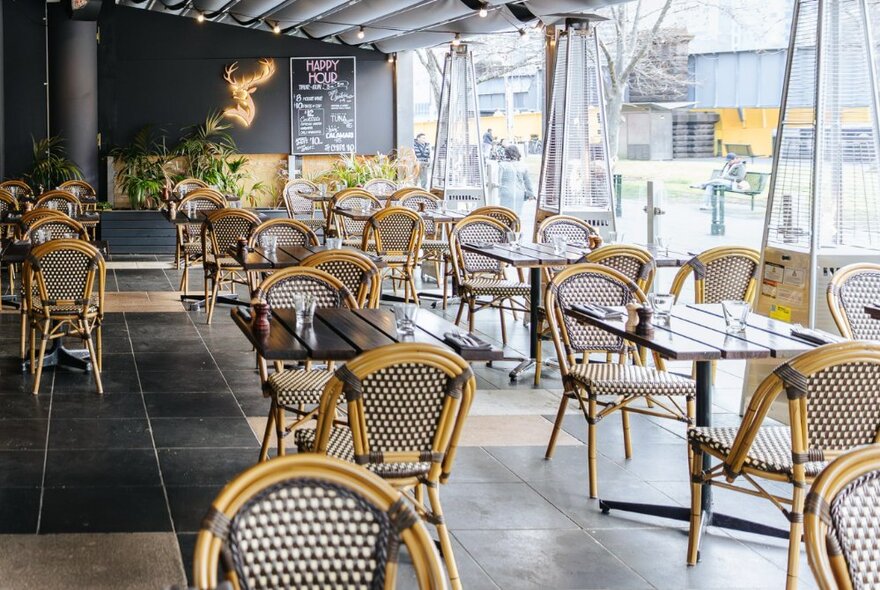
[[176, 533, 197, 585], [40, 486, 172, 533], [0, 373, 51, 395], [0, 420, 48, 450], [0, 451, 45, 487], [220, 370, 261, 395], [50, 393, 146, 419], [233, 391, 270, 417], [166, 485, 222, 533], [48, 419, 153, 450], [144, 392, 244, 418], [150, 417, 257, 449], [51, 370, 141, 395], [0, 394, 50, 420], [210, 350, 259, 370], [127, 323, 202, 341], [138, 370, 230, 393], [136, 351, 217, 373], [44, 449, 161, 487], [98, 353, 137, 373], [158, 448, 256, 486], [97, 337, 132, 355], [0, 487, 40, 533], [130, 337, 205, 354]]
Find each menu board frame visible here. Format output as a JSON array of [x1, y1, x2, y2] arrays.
[[290, 56, 357, 155]]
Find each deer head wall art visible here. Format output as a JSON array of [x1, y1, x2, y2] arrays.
[[222, 58, 276, 127]]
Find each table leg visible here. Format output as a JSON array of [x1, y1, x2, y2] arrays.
[[508, 267, 540, 380], [597, 359, 789, 541]]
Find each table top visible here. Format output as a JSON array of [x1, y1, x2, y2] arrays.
[[566, 303, 826, 361], [1, 239, 110, 264], [1, 212, 101, 227], [865, 304, 880, 319], [165, 209, 268, 225], [232, 306, 503, 362], [333, 206, 466, 224], [461, 241, 586, 268], [234, 243, 388, 271], [638, 244, 692, 268]]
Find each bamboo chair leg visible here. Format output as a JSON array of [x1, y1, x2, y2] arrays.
[[785, 486, 805, 589], [621, 409, 633, 459], [275, 405, 286, 457], [545, 394, 569, 459], [32, 321, 50, 395], [83, 327, 103, 395], [454, 297, 466, 326], [19, 311, 27, 361], [686, 446, 705, 565], [498, 304, 507, 346], [259, 401, 276, 462], [96, 325, 103, 372], [467, 299, 475, 334], [588, 397, 598, 498], [29, 327, 36, 374], [426, 486, 461, 590], [206, 273, 222, 324], [408, 271, 420, 306]]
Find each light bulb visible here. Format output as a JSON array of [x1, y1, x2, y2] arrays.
[[357, 26, 365, 39], [452, 33, 461, 46], [196, 11, 205, 22], [478, 4, 488, 17], [387, 53, 395, 63], [273, 22, 281, 34]]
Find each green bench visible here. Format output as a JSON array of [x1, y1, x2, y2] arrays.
[[707, 169, 771, 211], [724, 143, 761, 162]]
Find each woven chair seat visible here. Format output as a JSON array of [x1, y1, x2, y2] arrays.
[[32, 296, 99, 316], [342, 238, 377, 250], [376, 254, 414, 265], [182, 242, 203, 255], [461, 278, 530, 297], [568, 363, 696, 398], [688, 425, 827, 476], [294, 216, 325, 229], [295, 427, 432, 479], [266, 369, 334, 407], [204, 256, 240, 270], [421, 239, 449, 254]]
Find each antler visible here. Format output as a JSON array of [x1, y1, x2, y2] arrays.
[[223, 62, 239, 85]]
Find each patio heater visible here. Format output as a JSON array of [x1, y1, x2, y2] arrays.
[[753, 0, 880, 332], [744, 0, 880, 419], [535, 15, 616, 240], [430, 43, 487, 209]]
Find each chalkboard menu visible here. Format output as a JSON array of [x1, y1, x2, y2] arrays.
[[290, 57, 357, 155]]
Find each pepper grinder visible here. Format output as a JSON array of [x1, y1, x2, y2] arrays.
[[636, 305, 655, 337], [625, 302, 641, 333], [237, 237, 248, 259], [253, 301, 271, 333]]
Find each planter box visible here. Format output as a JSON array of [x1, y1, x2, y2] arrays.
[[100, 210, 176, 255]]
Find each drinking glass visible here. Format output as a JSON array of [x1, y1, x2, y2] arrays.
[[260, 234, 278, 254], [67, 203, 76, 218], [32, 229, 47, 245], [393, 302, 419, 336], [721, 300, 750, 333], [186, 203, 195, 219], [649, 293, 675, 325], [551, 235, 568, 255], [325, 237, 342, 249], [506, 231, 522, 249], [63, 232, 77, 240], [293, 293, 317, 326], [657, 236, 671, 256]]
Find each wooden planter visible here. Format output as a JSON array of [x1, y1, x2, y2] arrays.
[[100, 210, 176, 255]]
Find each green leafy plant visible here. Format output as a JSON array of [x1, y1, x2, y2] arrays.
[[312, 151, 404, 189], [202, 148, 269, 207], [25, 136, 82, 192], [175, 111, 236, 179], [109, 125, 172, 210]]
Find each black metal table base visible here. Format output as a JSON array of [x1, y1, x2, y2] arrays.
[[22, 345, 92, 373], [598, 498, 790, 542], [1, 294, 19, 309], [180, 293, 244, 311]]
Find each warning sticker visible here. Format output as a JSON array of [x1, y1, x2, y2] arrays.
[[769, 304, 792, 323], [783, 267, 806, 287], [764, 262, 784, 283]]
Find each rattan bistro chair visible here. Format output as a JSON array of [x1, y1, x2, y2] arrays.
[[331, 189, 382, 246], [0, 189, 18, 239], [202, 209, 261, 324], [544, 264, 695, 498], [296, 343, 476, 590], [23, 239, 105, 395], [363, 178, 398, 199], [58, 179, 95, 200], [301, 249, 382, 309], [449, 215, 529, 346], [687, 341, 880, 589], [193, 454, 448, 590], [254, 267, 358, 461], [805, 445, 880, 590], [827, 262, 880, 340], [23, 216, 89, 242], [281, 178, 326, 232], [173, 177, 208, 199], [35, 190, 81, 214], [670, 246, 760, 304], [249, 218, 318, 250], [362, 207, 425, 304], [0, 180, 33, 202], [399, 191, 451, 304], [177, 189, 225, 292]]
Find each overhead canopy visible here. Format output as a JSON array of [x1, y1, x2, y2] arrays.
[[118, 0, 630, 53]]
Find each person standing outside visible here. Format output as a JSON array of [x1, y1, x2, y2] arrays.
[[414, 133, 432, 188], [482, 128, 494, 158], [699, 153, 746, 210]]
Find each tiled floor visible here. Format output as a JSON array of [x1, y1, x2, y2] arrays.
[[0, 265, 818, 589]]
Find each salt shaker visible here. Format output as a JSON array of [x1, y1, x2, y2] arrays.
[[636, 306, 655, 337], [625, 302, 641, 333]]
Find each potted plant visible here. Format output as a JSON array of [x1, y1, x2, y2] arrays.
[[109, 125, 172, 209], [25, 135, 83, 193]]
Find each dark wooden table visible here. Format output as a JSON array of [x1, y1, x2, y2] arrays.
[[567, 302, 834, 540], [1, 212, 101, 230], [865, 304, 880, 319], [638, 243, 692, 268], [460, 241, 586, 380], [232, 306, 503, 363], [332, 206, 466, 225], [233, 243, 388, 272]]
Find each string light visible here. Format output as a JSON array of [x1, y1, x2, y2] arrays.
[[357, 26, 365, 39], [452, 32, 461, 46], [196, 11, 205, 22], [478, 3, 488, 17]]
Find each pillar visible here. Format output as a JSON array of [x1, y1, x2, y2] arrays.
[[47, 4, 98, 192]]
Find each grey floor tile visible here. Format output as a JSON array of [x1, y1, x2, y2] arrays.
[[441, 482, 577, 530]]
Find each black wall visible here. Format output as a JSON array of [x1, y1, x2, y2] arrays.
[[98, 5, 394, 155], [3, 0, 48, 179]]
